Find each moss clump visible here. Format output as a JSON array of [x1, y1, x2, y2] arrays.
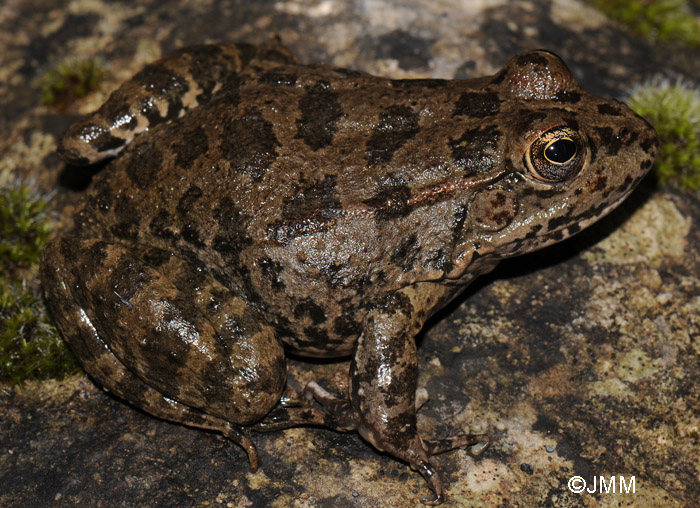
[[1, 187, 52, 269], [628, 81, 700, 191], [40, 58, 105, 108], [0, 186, 79, 385], [1, 278, 80, 385], [590, 0, 700, 47]]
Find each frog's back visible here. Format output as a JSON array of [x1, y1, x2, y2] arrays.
[[75, 62, 491, 260]]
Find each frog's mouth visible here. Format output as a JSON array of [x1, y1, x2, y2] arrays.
[[448, 176, 641, 282], [536, 185, 637, 248]]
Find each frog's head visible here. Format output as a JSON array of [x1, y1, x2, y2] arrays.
[[449, 50, 659, 278]]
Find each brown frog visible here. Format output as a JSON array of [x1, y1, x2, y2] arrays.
[[41, 41, 658, 504]]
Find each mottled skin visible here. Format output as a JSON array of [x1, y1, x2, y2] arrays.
[[41, 41, 658, 504]]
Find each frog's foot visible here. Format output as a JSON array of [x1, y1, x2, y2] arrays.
[[40, 237, 285, 472], [301, 380, 452, 505], [302, 381, 359, 430], [250, 385, 353, 432], [423, 434, 490, 456]]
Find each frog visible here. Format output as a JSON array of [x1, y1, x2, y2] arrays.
[[40, 40, 659, 504]]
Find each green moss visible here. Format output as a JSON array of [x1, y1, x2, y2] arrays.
[[0, 185, 79, 385], [628, 82, 700, 191], [1, 278, 80, 385], [40, 58, 105, 108], [590, 0, 700, 47], [0, 187, 52, 270]]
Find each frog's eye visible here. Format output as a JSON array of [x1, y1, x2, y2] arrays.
[[525, 126, 585, 182]]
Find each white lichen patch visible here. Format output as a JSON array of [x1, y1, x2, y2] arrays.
[[582, 194, 691, 268]]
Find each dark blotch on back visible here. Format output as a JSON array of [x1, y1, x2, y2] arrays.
[[176, 185, 205, 247], [366, 105, 420, 167], [257, 46, 298, 66], [123, 137, 163, 189], [141, 247, 173, 269], [149, 209, 175, 239], [176, 185, 203, 216], [172, 124, 209, 168], [212, 197, 253, 259], [282, 175, 340, 222], [63, 240, 107, 289], [295, 81, 343, 151], [453, 91, 500, 118], [423, 249, 451, 274], [111, 195, 140, 240], [332, 68, 366, 79], [221, 108, 279, 181], [83, 185, 115, 217], [172, 259, 208, 297]]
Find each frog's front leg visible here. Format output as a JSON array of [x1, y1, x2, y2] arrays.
[[352, 290, 450, 504], [58, 40, 297, 165], [303, 288, 488, 505], [40, 236, 286, 469]]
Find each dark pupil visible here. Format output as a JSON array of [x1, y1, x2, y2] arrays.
[[545, 138, 577, 164]]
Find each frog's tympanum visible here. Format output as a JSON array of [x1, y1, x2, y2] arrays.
[[41, 41, 658, 504]]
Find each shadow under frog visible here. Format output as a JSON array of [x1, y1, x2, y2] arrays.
[[40, 40, 658, 504]]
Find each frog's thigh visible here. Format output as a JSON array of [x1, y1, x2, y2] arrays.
[[41, 237, 285, 427]]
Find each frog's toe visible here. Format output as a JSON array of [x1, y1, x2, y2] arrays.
[[223, 424, 259, 472], [409, 454, 444, 506], [422, 433, 490, 456]]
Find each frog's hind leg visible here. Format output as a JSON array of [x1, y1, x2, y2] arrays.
[[40, 236, 286, 471], [58, 40, 297, 166]]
